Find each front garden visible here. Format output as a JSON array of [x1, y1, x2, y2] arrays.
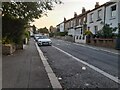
[[85, 24, 120, 50]]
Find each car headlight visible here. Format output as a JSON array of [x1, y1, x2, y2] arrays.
[[49, 41, 52, 44]]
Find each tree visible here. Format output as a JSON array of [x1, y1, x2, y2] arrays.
[[2, 1, 62, 44], [38, 27, 49, 34], [2, 15, 25, 44], [2, 1, 62, 22], [32, 25, 37, 34]]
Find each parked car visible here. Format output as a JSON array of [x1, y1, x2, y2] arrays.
[[34, 34, 42, 41], [37, 35, 52, 46]]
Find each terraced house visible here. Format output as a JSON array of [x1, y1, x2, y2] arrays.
[[105, 1, 120, 34], [87, 2, 105, 35], [64, 8, 90, 43], [56, 1, 120, 44], [87, 1, 120, 35]]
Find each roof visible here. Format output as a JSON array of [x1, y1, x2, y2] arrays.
[[65, 10, 90, 23], [88, 2, 116, 13], [56, 21, 64, 26]]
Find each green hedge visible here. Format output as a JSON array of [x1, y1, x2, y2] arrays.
[[55, 31, 68, 36]]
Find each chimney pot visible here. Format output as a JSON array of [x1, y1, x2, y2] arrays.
[[95, 2, 100, 8], [82, 7, 86, 13], [74, 12, 77, 17]]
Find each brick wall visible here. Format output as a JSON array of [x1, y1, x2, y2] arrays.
[[2, 44, 16, 55], [87, 38, 116, 48]]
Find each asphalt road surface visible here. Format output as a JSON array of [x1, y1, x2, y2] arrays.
[[40, 38, 119, 88]]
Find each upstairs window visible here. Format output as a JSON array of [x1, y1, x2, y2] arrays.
[[90, 13, 93, 23], [74, 20, 76, 27], [76, 19, 79, 26], [71, 21, 74, 27], [111, 5, 116, 18], [83, 17, 86, 23], [69, 22, 71, 28], [79, 19, 81, 25], [97, 9, 102, 21]]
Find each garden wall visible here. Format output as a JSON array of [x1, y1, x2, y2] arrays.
[[87, 38, 116, 49], [2, 44, 16, 55], [55, 36, 74, 42]]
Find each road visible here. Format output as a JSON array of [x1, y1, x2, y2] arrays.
[[40, 38, 119, 88]]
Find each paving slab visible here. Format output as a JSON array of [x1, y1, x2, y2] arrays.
[[2, 38, 52, 88]]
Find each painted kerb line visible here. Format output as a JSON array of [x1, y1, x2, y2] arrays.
[[52, 45, 120, 84], [35, 43, 62, 89]]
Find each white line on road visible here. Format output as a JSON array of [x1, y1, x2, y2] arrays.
[[54, 39, 119, 55], [35, 43, 62, 89], [52, 45, 120, 84], [73, 43, 119, 55]]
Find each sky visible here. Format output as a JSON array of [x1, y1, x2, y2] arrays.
[[31, 0, 110, 29]]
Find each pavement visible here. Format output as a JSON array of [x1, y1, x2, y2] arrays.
[[2, 38, 52, 88]]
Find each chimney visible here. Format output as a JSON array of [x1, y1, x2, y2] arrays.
[[82, 7, 86, 13], [74, 12, 77, 17], [95, 2, 100, 8], [64, 17, 66, 22]]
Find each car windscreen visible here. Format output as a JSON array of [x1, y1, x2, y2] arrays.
[[38, 36, 48, 39]]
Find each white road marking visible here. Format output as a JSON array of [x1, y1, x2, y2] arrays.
[[54, 39, 119, 55], [56, 44, 60, 45], [52, 45, 120, 84], [35, 43, 62, 89], [73, 43, 119, 55]]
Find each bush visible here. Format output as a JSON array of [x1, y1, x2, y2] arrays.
[[2, 37, 14, 44], [24, 30, 30, 40], [97, 24, 117, 38], [2, 15, 25, 44], [55, 31, 68, 36], [49, 33, 54, 37]]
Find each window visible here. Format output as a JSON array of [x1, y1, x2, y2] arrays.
[[82, 36, 85, 40], [97, 9, 102, 20], [94, 26, 98, 34], [81, 29, 83, 34], [71, 21, 73, 27], [83, 17, 86, 22], [76, 36, 79, 39], [76, 19, 79, 26], [74, 20, 76, 26], [79, 19, 81, 25], [69, 22, 71, 27], [90, 13, 93, 23], [79, 36, 81, 39], [111, 5, 116, 18]]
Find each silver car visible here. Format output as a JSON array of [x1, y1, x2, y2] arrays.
[[37, 35, 52, 46]]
